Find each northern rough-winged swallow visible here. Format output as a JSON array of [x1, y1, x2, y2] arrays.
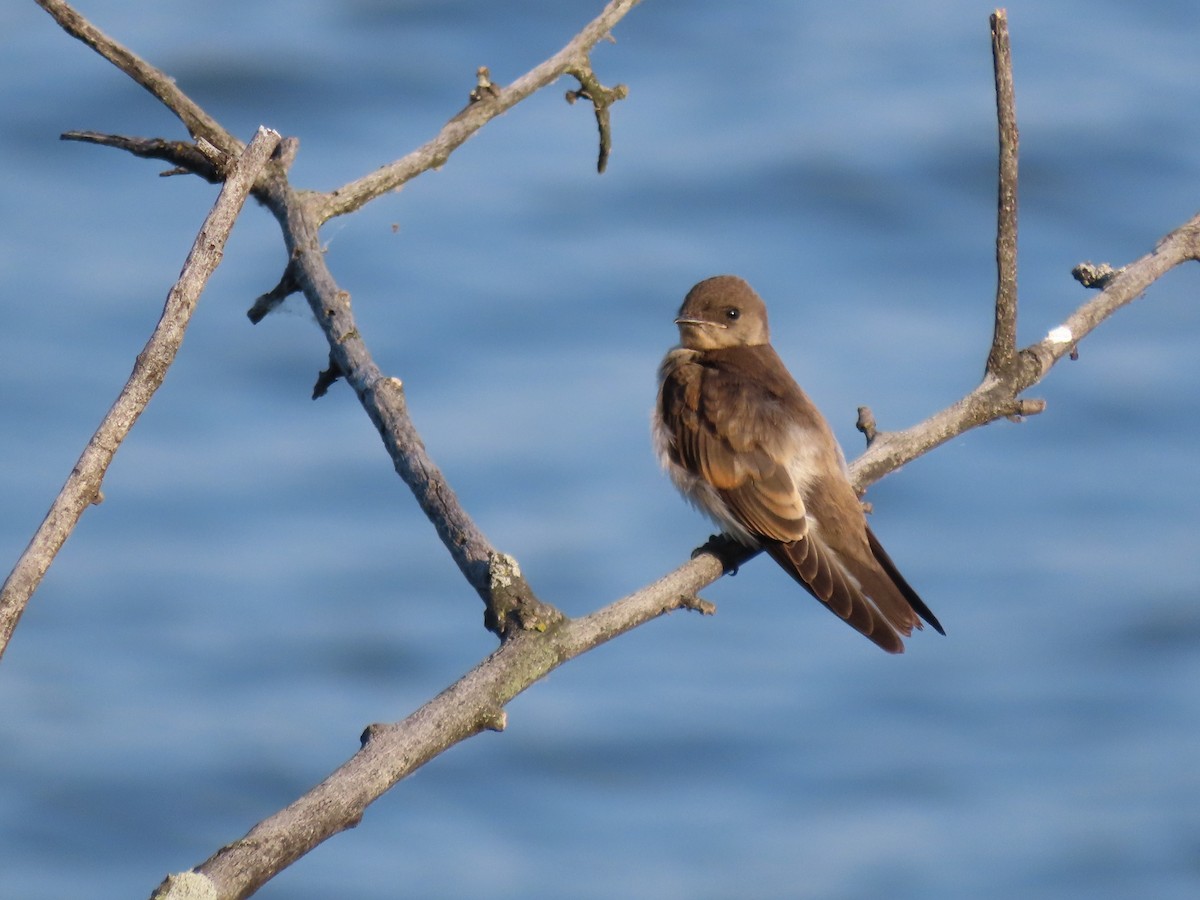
[[653, 275, 944, 653]]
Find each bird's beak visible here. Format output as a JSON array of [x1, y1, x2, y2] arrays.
[[674, 316, 724, 329]]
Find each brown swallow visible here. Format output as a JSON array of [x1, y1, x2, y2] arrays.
[[652, 275, 944, 653]]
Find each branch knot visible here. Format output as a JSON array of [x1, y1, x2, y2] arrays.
[[483, 551, 565, 640], [468, 66, 502, 104], [1071, 261, 1123, 290]]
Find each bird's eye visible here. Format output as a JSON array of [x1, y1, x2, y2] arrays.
[[725, 307, 740, 321]]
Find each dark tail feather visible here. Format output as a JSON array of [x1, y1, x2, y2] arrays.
[[865, 526, 945, 635]]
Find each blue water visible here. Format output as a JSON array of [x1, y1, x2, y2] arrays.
[[3, 1, 1199, 897]]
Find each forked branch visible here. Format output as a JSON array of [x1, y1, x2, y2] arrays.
[[313, 1, 641, 220], [35, 0, 241, 160], [0, 127, 281, 663]]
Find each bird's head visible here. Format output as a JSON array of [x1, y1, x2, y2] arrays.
[[674, 275, 771, 350]]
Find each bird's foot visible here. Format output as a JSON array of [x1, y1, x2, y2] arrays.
[[693, 533, 752, 576]]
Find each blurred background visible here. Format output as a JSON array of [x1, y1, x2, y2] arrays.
[[2, 1, 1199, 897]]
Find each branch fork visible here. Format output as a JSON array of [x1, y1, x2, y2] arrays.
[[565, 61, 630, 172]]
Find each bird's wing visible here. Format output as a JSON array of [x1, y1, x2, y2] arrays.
[[659, 350, 810, 542]]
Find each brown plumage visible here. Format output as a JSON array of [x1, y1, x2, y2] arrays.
[[652, 275, 944, 653]]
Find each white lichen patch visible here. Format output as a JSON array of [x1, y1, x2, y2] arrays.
[[1046, 325, 1073, 345], [489, 551, 522, 589]]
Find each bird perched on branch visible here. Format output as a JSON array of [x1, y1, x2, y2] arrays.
[[653, 275, 944, 653]]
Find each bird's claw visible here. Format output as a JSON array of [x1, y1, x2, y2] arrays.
[[692, 533, 746, 576]]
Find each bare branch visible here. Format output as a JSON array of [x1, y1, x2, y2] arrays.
[[986, 8, 1020, 377], [314, 0, 641, 220], [0, 127, 281, 663], [34, 0, 242, 160], [1021, 216, 1200, 376], [155, 562, 715, 900], [850, 210, 1200, 489]]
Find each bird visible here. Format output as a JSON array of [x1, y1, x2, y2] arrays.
[[652, 275, 944, 653]]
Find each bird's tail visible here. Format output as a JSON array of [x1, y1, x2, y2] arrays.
[[865, 526, 945, 635], [763, 538, 909, 654]]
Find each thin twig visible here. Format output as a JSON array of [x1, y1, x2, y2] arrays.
[[60, 131, 223, 182], [246, 259, 301, 323], [986, 8, 1020, 377], [35, 0, 242, 160], [565, 64, 629, 172], [0, 127, 281, 664], [314, 0, 641, 220]]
